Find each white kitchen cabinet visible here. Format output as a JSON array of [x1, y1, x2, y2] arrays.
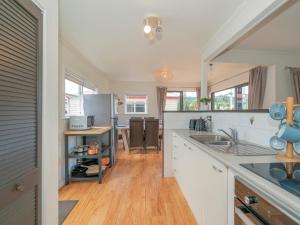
[[172, 132, 228, 225]]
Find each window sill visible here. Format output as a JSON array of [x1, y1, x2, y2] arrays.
[[124, 112, 149, 115]]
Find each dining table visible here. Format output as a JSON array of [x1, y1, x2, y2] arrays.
[[116, 124, 163, 152]]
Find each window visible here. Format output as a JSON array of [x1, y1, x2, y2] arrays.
[[65, 78, 96, 117], [165, 91, 198, 111], [211, 84, 248, 110], [125, 95, 148, 114], [165, 92, 181, 111], [183, 91, 197, 111]]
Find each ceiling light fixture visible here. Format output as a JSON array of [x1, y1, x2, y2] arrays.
[[155, 69, 173, 82], [143, 16, 163, 42]]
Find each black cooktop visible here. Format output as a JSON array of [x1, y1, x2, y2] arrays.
[[241, 163, 300, 198]]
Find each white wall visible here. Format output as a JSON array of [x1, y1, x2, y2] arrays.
[[163, 112, 279, 177], [32, 0, 59, 224], [110, 81, 200, 123], [60, 39, 111, 93], [58, 40, 112, 187]]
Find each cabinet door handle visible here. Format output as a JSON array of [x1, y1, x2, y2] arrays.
[[183, 143, 187, 147], [188, 147, 193, 151], [212, 165, 223, 173], [15, 184, 25, 192], [173, 145, 177, 148], [173, 157, 177, 160]]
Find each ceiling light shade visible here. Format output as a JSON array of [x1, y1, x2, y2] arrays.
[[143, 25, 152, 34], [143, 16, 162, 42], [155, 69, 174, 82]]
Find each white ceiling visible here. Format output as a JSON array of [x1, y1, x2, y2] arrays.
[[60, 0, 244, 82], [235, 1, 300, 51]]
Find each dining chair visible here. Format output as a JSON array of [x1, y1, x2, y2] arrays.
[[129, 118, 144, 152], [144, 119, 160, 152]]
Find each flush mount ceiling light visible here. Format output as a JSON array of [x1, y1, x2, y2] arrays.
[[154, 69, 174, 82], [143, 16, 163, 42]]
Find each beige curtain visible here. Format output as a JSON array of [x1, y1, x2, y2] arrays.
[[248, 66, 268, 109], [156, 87, 167, 120], [196, 87, 201, 110], [290, 68, 300, 104]]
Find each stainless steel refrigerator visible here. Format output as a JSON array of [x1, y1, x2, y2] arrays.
[[83, 94, 119, 164]]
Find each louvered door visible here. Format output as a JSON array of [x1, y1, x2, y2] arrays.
[[0, 0, 42, 224]]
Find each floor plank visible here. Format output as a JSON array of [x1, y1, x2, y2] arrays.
[[59, 150, 197, 225]]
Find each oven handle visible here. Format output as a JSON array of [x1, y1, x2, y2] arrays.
[[235, 206, 262, 225]]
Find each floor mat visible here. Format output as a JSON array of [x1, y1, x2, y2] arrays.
[[59, 200, 78, 225]]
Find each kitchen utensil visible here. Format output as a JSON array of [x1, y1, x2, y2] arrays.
[[293, 142, 300, 155], [269, 103, 286, 120], [294, 108, 300, 122], [293, 164, 300, 181], [278, 124, 300, 143], [101, 157, 110, 166], [269, 163, 287, 181], [88, 143, 99, 155], [294, 121, 300, 129], [269, 136, 287, 150], [74, 145, 88, 153], [189, 119, 197, 130]]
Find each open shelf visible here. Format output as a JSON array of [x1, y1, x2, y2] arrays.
[[64, 129, 113, 185], [68, 146, 111, 159], [70, 165, 109, 182]]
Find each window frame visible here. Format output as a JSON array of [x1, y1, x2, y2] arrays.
[[165, 90, 198, 112], [211, 83, 248, 111], [64, 78, 97, 118], [165, 91, 183, 111], [124, 95, 148, 115]]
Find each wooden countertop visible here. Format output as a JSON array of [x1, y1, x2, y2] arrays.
[[64, 126, 112, 135]]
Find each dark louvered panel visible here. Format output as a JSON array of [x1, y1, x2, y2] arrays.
[[0, 0, 41, 224], [0, 187, 37, 225]]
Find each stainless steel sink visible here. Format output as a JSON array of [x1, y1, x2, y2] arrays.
[[189, 134, 277, 156], [190, 135, 231, 144], [208, 141, 232, 146]]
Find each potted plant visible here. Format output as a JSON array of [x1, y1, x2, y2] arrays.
[[200, 97, 212, 110]]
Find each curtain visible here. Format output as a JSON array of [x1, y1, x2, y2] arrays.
[[290, 68, 300, 104], [156, 87, 167, 120], [248, 66, 268, 109], [196, 87, 201, 110]]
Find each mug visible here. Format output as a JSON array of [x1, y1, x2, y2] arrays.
[[269, 136, 287, 150], [293, 142, 300, 156], [294, 108, 300, 122], [293, 164, 300, 181], [278, 124, 300, 143], [294, 121, 300, 129], [269, 163, 287, 181], [269, 103, 286, 120]]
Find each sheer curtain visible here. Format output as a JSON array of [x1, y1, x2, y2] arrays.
[[248, 66, 268, 109], [156, 87, 167, 120], [290, 68, 300, 103], [196, 87, 201, 110]]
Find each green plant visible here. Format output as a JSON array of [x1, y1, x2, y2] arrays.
[[200, 97, 211, 105]]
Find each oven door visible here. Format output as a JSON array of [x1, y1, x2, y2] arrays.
[[235, 198, 266, 225]]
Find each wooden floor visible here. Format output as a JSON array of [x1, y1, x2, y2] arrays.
[[59, 149, 197, 225]]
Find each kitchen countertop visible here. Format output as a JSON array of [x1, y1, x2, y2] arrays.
[[172, 129, 300, 223], [64, 126, 112, 135]]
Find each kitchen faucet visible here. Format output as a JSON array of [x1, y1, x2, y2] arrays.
[[218, 128, 238, 143]]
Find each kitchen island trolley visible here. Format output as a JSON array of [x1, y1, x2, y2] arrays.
[[64, 127, 112, 184]]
